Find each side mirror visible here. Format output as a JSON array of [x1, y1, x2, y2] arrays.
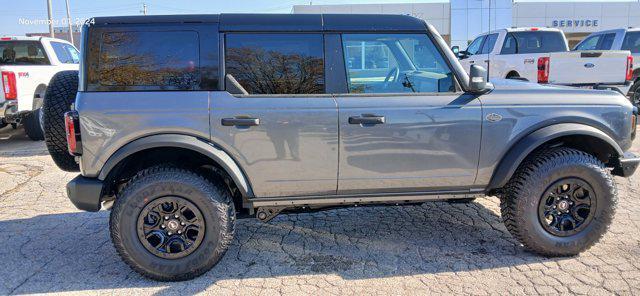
[[468, 64, 489, 93], [451, 46, 460, 55]]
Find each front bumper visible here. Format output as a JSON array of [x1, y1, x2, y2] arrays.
[[66, 175, 104, 212], [613, 152, 640, 177]]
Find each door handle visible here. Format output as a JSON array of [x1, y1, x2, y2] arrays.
[[483, 60, 489, 63], [348, 115, 385, 125], [469, 60, 475, 64], [221, 117, 260, 127]]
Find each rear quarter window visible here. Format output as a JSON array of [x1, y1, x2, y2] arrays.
[[85, 25, 219, 91], [504, 31, 567, 54], [0, 41, 50, 65], [622, 32, 640, 54]]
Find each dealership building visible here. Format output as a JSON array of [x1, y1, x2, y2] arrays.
[[292, 0, 640, 49]]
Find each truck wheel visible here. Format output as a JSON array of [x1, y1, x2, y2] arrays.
[[500, 147, 616, 256], [23, 109, 45, 141], [110, 166, 235, 281], [43, 71, 79, 172], [628, 81, 640, 107]]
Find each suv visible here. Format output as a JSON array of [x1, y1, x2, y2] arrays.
[[0, 36, 79, 140], [43, 14, 639, 281], [574, 28, 640, 105]]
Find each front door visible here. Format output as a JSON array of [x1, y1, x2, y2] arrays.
[[335, 33, 482, 194], [211, 33, 338, 197]]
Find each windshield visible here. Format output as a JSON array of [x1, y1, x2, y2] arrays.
[[0, 41, 50, 65]]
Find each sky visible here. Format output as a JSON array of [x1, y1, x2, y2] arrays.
[[1, 0, 637, 35]]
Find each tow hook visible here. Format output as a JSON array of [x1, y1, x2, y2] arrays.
[[256, 206, 287, 223]]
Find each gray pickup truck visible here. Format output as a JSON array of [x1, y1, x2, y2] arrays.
[[42, 14, 639, 281]]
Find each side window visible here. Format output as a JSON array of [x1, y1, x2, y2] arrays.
[[622, 32, 640, 54], [575, 35, 600, 50], [599, 33, 616, 50], [466, 36, 485, 55], [341, 34, 455, 94], [480, 34, 498, 54], [224, 34, 324, 95], [51, 42, 79, 64], [94, 31, 200, 91], [501, 34, 517, 54]]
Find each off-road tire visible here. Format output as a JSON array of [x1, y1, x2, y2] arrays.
[[43, 70, 79, 172], [110, 166, 236, 281], [23, 109, 44, 141], [500, 147, 616, 256], [628, 80, 640, 108]]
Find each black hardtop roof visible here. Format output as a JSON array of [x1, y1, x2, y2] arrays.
[[91, 13, 427, 32]]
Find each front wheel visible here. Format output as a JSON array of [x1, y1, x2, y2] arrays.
[[110, 166, 236, 281], [500, 147, 616, 256]]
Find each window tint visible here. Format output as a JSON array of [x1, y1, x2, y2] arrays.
[[342, 34, 455, 94], [622, 32, 640, 54], [508, 31, 567, 53], [465, 36, 484, 55], [501, 34, 517, 54], [225, 34, 324, 95], [575, 35, 601, 50], [480, 34, 498, 54], [599, 33, 616, 50], [0, 41, 50, 65], [96, 31, 199, 90], [51, 42, 79, 64]]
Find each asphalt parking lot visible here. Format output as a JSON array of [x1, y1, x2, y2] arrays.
[[1, 125, 640, 295]]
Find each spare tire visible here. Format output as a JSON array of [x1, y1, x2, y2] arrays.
[[43, 70, 80, 172]]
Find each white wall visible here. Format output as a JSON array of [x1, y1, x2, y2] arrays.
[[292, 3, 451, 35], [513, 2, 640, 33]]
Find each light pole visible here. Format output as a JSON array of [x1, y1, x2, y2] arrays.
[[65, 0, 73, 44], [46, 0, 54, 37]]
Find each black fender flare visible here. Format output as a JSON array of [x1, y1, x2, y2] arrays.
[[97, 134, 253, 197], [487, 123, 623, 191]]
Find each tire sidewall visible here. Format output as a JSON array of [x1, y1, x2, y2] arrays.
[[518, 159, 613, 254], [113, 175, 233, 279]]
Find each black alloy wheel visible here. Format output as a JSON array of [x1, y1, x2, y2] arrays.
[[538, 178, 596, 237], [137, 196, 206, 259]]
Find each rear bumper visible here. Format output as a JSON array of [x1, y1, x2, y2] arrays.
[[0, 100, 17, 121], [612, 152, 640, 177], [592, 83, 632, 96], [66, 175, 104, 212]]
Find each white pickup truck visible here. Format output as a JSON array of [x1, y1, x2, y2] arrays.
[[1, 36, 79, 140], [454, 28, 633, 95], [574, 28, 640, 105]]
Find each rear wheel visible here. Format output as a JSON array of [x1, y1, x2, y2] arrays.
[[110, 166, 236, 281], [500, 147, 616, 256], [23, 109, 44, 141], [628, 81, 640, 107], [43, 71, 79, 172]]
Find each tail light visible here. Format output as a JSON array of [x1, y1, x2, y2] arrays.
[[537, 57, 550, 84], [64, 111, 82, 156], [1, 71, 17, 100], [626, 56, 634, 82]]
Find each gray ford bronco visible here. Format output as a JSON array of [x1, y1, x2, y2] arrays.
[[42, 14, 639, 281]]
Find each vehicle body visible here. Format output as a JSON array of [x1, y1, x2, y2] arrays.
[[48, 14, 639, 281], [0, 36, 80, 139], [574, 28, 640, 105], [456, 28, 633, 94]]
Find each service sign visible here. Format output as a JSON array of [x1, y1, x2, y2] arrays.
[[552, 19, 599, 28]]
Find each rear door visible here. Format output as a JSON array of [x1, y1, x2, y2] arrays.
[[210, 33, 339, 197], [333, 33, 482, 194]]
